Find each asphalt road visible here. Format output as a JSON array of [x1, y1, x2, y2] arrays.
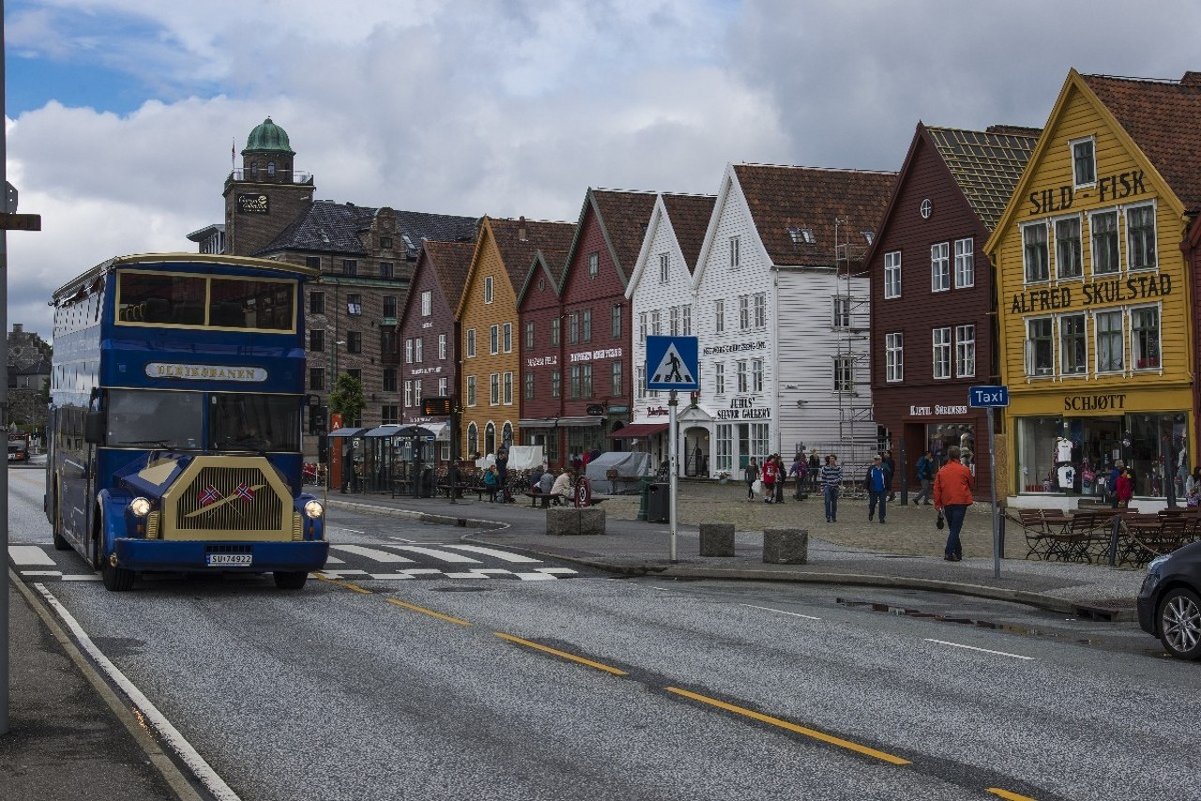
[[8, 465, 1199, 801]]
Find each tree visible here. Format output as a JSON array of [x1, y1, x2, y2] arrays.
[[328, 373, 365, 427]]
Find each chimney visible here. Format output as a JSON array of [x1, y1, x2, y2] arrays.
[[518, 216, 527, 242]]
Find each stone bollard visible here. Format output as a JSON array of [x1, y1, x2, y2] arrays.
[[699, 522, 736, 557], [546, 507, 606, 536], [763, 527, 808, 564]]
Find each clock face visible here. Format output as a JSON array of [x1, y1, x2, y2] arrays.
[[920, 198, 933, 219]]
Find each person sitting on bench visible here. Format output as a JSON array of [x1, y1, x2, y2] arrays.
[[550, 468, 573, 505], [482, 465, 501, 502]]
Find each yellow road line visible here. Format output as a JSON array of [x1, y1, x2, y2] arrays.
[[494, 632, 628, 676], [313, 574, 373, 594], [987, 789, 1038, 801], [386, 597, 472, 627], [665, 686, 911, 766]]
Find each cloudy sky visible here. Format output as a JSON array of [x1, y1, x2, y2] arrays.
[[7, 0, 1201, 342]]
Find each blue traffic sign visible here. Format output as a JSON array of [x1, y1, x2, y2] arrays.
[[968, 385, 1009, 408], [646, 335, 699, 391]]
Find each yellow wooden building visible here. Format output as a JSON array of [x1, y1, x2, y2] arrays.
[[456, 216, 575, 460], [986, 69, 1201, 503]]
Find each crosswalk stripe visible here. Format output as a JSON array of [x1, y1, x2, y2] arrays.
[[533, 567, 579, 575], [393, 546, 482, 564], [62, 574, 102, 582], [442, 571, 491, 579], [436, 544, 543, 563], [22, 570, 63, 577], [331, 544, 416, 563], [8, 545, 56, 566], [515, 573, 557, 581]]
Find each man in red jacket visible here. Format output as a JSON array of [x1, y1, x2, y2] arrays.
[[933, 445, 974, 561]]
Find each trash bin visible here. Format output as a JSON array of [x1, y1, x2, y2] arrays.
[[646, 482, 670, 523], [420, 467, 435, 498], [637, 476, 653, 521]]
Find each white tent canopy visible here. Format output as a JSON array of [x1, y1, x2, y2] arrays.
[[585, 451, 652, 493]]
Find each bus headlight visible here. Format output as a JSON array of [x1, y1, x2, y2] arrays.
[[303, 500, 325, 519], [129, 497, 152, 518]]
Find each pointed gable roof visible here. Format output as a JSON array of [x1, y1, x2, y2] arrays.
[[422, 239, 476, 308], [1080, 71, 1201, 210], [661, 193, 717, 272], [730, 163, 896, 268], [924, 125, 1040, 232], [563, 188, 658, 288], [489, 217, 576, 290]]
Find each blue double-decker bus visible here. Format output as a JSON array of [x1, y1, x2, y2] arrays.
[[44, 253, 329, 591]]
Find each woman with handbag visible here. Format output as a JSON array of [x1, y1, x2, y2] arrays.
[[933, 445, 974, 561]]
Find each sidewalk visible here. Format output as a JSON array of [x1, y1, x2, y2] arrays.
[[329, 480, 1147, 620]]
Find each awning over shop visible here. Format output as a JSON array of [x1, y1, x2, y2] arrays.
[[557, 416, 603, 427], [610, 422, 669, 439], [518, 418, 558, 428]]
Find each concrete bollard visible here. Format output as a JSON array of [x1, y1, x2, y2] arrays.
[[699, 523, 736, 557], [546, 507, 606, 536], [763, 527, 808, 564]]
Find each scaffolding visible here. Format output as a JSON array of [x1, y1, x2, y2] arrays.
[[832, 217, 876, 445]]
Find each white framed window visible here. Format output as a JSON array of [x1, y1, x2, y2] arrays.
[[1025, 317, 1054, 377], [954, 324, 975, 378], [669, 306, 680, 336], [751, 423, 770, 462], [581, 363, 593, 398], [568, 312, 579, 344], [729, 236, 741, 269], [738, 295, 750, 330], [639, 312, 647, 342], [659, 253, 669, 284], [504, 321, 514, 351], [954, 238, 974, 288], [588, 252, 599, 278], [524, 372, 535, 400], [1126, 203, 1157, 271], [484, 276, 494, 303], [1131, 305, 1161, 370], [736, 360, 748, 393], [421, 290, 432, 316], [611, 304, 622, 339], [404, 338, 413, 364], [438, 377, 448, 396], [636, 365, 645, 398], [466, 375, 477, 406], [1095, 309, 1124, 373], [834, 356, 853, 392], [885, 332, 903, 382], [466, 328, 476, 358], [413, 380, 421, 408], [490, 372, 500, 405], [931, 242, 950, 292], [714, 299, 725, 333], [503, 372, 513, 405], [489, 324, 499, 355], [833, 296, 850, 328], [651, 310, 661, 336], [1054, 216, 1083, 280], [714, 362, 725, 395], [1059, 313, 1086, 376], [751, 358, 763, 392], [932, 327, 951, 379], [551, 370, 561, 398], [682, 305, 692, 335], [438, 333, 447, 360], [1071, 136, 1096, 188], [1090, 210, 1120, 275], [611, 361, 622, 395], [716, 424, 733, 472], [414, 337, 423, 363], [524, 321, 534, 350], [582, 309, 591, 342], [753, 293, 766, 328], [403, 379, 413, 408], [884, 250, 901, 299], [550, 317, 560, 346], [1023, 222, 1050, 283]]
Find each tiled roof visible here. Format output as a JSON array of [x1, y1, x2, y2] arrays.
[[257, 201, 478, 257], [422, 239, 476, 308], [924, 125, 1040, 232], [1081, 71, 1201, 209], [588, 189, 659, 284], [732, 164, 896, 267], [661, 193, 716, 273], [488, 217, 576, 291]]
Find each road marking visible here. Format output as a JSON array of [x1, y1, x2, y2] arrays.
[[393, 545, 483, 563], [987, 790, 1038, 801], [515, 573, 557, 581], [316, 569, 370, 579], [8, 545, 55, 565], [740, 603, 822, 621], [33, 583, 243, 801], [665, 686, 911, 765], [21, 570, 63, 577], [924, 639, 1034, 661], [495, 632, 628, 676], [386, 597, 472, 627], [442, 571, 491, 579], [62, 574, 102, 582], [533, 567, 578, 575], [331, 544, 417, 563], [324, 555, 346, 564], [367, 573, 417, 580], [436, 543, 543, 563]]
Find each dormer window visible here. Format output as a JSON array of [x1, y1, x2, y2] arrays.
[[788, 227, 816, 245]]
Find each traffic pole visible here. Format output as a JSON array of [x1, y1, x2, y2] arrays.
[[668, 390, 678, 563], [1, 0, 10, 734], [989, 406, 1000, 579]]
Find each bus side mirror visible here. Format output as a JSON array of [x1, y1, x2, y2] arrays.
[[84, 411, 106, 445]]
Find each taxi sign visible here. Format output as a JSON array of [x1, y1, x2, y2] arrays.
[[968, 385, 1009, 408]]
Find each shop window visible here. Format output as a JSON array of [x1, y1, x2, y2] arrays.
[[954, 238, 974, 288], [1071, 138, 1096, 188], [1022, 223, 1049, 283], [1126, 204, 1157, 271], [885, 333, 903, 382], [1025, 318, 1054, 377], [931, 242, 951, 292], [1096, 310, 1124, 373], [955, 324, 975, 378], [1090, 211, 1120, 275], [715, 424, 733, 472], [932, 327, 951, 379], [884, 251, 902, 299], [1132, 306, 1161, 370], [1055, 217, 1083, 279], [1017, 417, 1061, 493], [1059, 314, 1087, 375]]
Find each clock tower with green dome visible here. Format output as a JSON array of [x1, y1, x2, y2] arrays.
[[223, 117, 315, 256]]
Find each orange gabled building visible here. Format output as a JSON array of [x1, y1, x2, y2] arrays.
[[456, 216, 575, 459]]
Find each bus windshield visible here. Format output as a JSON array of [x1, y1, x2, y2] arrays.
[[106, 390, 300, 451]]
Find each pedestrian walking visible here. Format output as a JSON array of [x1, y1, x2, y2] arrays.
[[808, 451, 821, 493], [882, 448, 896, 502], [913, 450, 935, 505], [933, 445, 974, 561], [744, 457, 760, 501], [864, 454, 889, 524], [1115, 467, 1135, 508], [1108, 460, 1125, 509], [496, 445, 511, 503], [789, 453, 807, 500], [820, 454, 842, 523], [773, 455, 786, 503], [761, 454, 779, 503]]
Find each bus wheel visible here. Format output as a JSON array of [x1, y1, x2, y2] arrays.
[[273, 571, 308, 590], [52, 482, 70, 551], [102, 557, 135, 592]]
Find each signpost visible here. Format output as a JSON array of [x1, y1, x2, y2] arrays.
[[969, 385, 1009, 579], [646, 336, 700, 563]]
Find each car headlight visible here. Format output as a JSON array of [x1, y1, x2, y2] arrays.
[[303, 500, 324, 519], [129, 497, 152, 518]]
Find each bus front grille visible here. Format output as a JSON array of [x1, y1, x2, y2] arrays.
[[174, 465, 286, 535]]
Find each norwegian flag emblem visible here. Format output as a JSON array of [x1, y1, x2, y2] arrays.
[[235, 482, 255, 502], [198, 485, 221, 507]]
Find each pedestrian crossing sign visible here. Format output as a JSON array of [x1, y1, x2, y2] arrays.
[[646, 335, 699, 390]]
